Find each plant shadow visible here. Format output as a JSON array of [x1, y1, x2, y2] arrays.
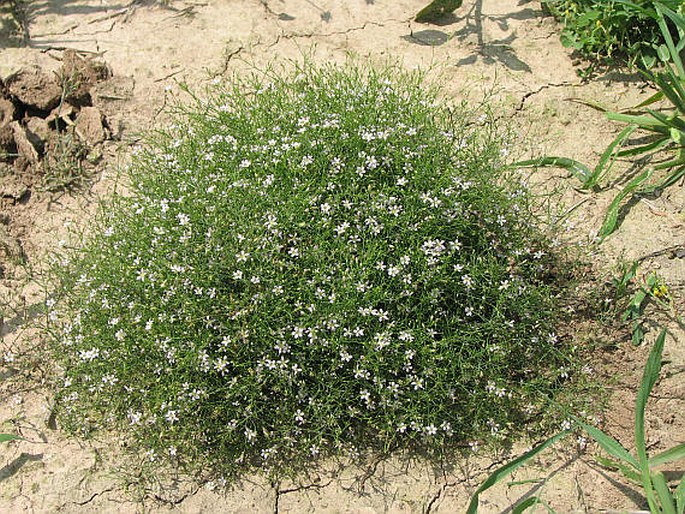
[[405, 0, 541, 71], [0, 452, 43, 481]]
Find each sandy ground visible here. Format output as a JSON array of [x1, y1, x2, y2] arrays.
[[0, 0, 683, 512]]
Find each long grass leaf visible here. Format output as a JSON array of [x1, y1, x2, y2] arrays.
[[569, 97, 609, 113], [653, 74, 685, 114], [512, 497, 542, 514], [466, 432, 569, 514], [617, 137, 670, 158], [624, 91, 665, 112], [584, 126, 637, 189], [577, 421, 639, 469], [508, 157, 592, 183], [653, 471, 677, 514], [607, 112, 672, 131], [0, 434, 22, 443], [595, 455, 643, 483], [657, 4, 685, 77], [512, 496, 558, 514], [636, 329, 667, 513], [649, 443, 685, 467], [598, 169, 652, 240], [656, 4, 685, 77], [674, 475, 685, 514]]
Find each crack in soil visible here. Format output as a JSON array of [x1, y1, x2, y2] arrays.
[[515, 81, 575, 112], [273, 477, 335, 513], [71, 487, 115, 506]]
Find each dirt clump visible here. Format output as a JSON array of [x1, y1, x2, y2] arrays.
[[0, 51, 114, 189]]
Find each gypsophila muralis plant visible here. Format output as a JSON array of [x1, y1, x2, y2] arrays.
[[47, 62, 587, 479]]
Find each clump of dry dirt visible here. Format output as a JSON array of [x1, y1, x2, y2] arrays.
[[0, 50, 112, 195]]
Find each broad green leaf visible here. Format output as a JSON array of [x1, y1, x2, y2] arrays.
[[577, 421, 639, 469], [653, 471, 677, 514], [508, 157, 592, 183], [633, 322, 645, 346], [658, 44, 672, 62], [598, 169, 652, 240], [466, 432, 569, 514], [0, 434, 22, 443], [415, 0, 463, 23], [649, 443, 685, 467]]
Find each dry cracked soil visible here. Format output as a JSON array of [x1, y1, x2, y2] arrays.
[[0, 0, 683, 512]]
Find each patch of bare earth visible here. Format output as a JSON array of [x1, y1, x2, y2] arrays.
[[0, 1, 682, 512]]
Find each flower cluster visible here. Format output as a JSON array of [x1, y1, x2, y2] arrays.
[[51, 64, 580, 477]]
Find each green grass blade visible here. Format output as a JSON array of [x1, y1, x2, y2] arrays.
[[653, 74, 685, 114], [595, 455, 642, 484], [577, 421, 639, 469], [607, 112, 671, 128], [512, 496, 558, 514], [649, 443, 685, 467], [656, 4, 685, 77], [508, 157, 592, 183], [0, 434, 22, 443], [653, 471, 677, 514], [512, 496, 541, 514], [466, 431, 570, 514], [617, 136, 670, 158], [598, 169, 652, 240], [674, 476, 685, 514], [636, 329, 668, 513], [623, 90, 665, 112], [583, 125, 636, 189]]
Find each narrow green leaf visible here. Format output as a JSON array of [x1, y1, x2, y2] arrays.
[[595, 455, 643, 484], [649, 443, 685, 468], [583, 126, 636, 189], [508, 157, 592, 183], [616, 136, 670, 158], [577, 421, 639, 469], [466, 432, 570, 514], [598, 169, 652, 240], [656, 4, 685, 77], [512, 496, 558, 514], [512, 496, 541, 514], [653, 471, 677, 514], [636, 329, 668, 513], [674, 475, 685, 514], [654, 165, 685, 190], [624, 90, 665, 112], [0, 434, 22, 443], [653, 74, 685, 114], [607, 111, 672, 130]]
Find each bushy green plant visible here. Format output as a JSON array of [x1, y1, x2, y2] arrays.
[[543, 0, 684, 68], [48, 63, 584, 478]]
